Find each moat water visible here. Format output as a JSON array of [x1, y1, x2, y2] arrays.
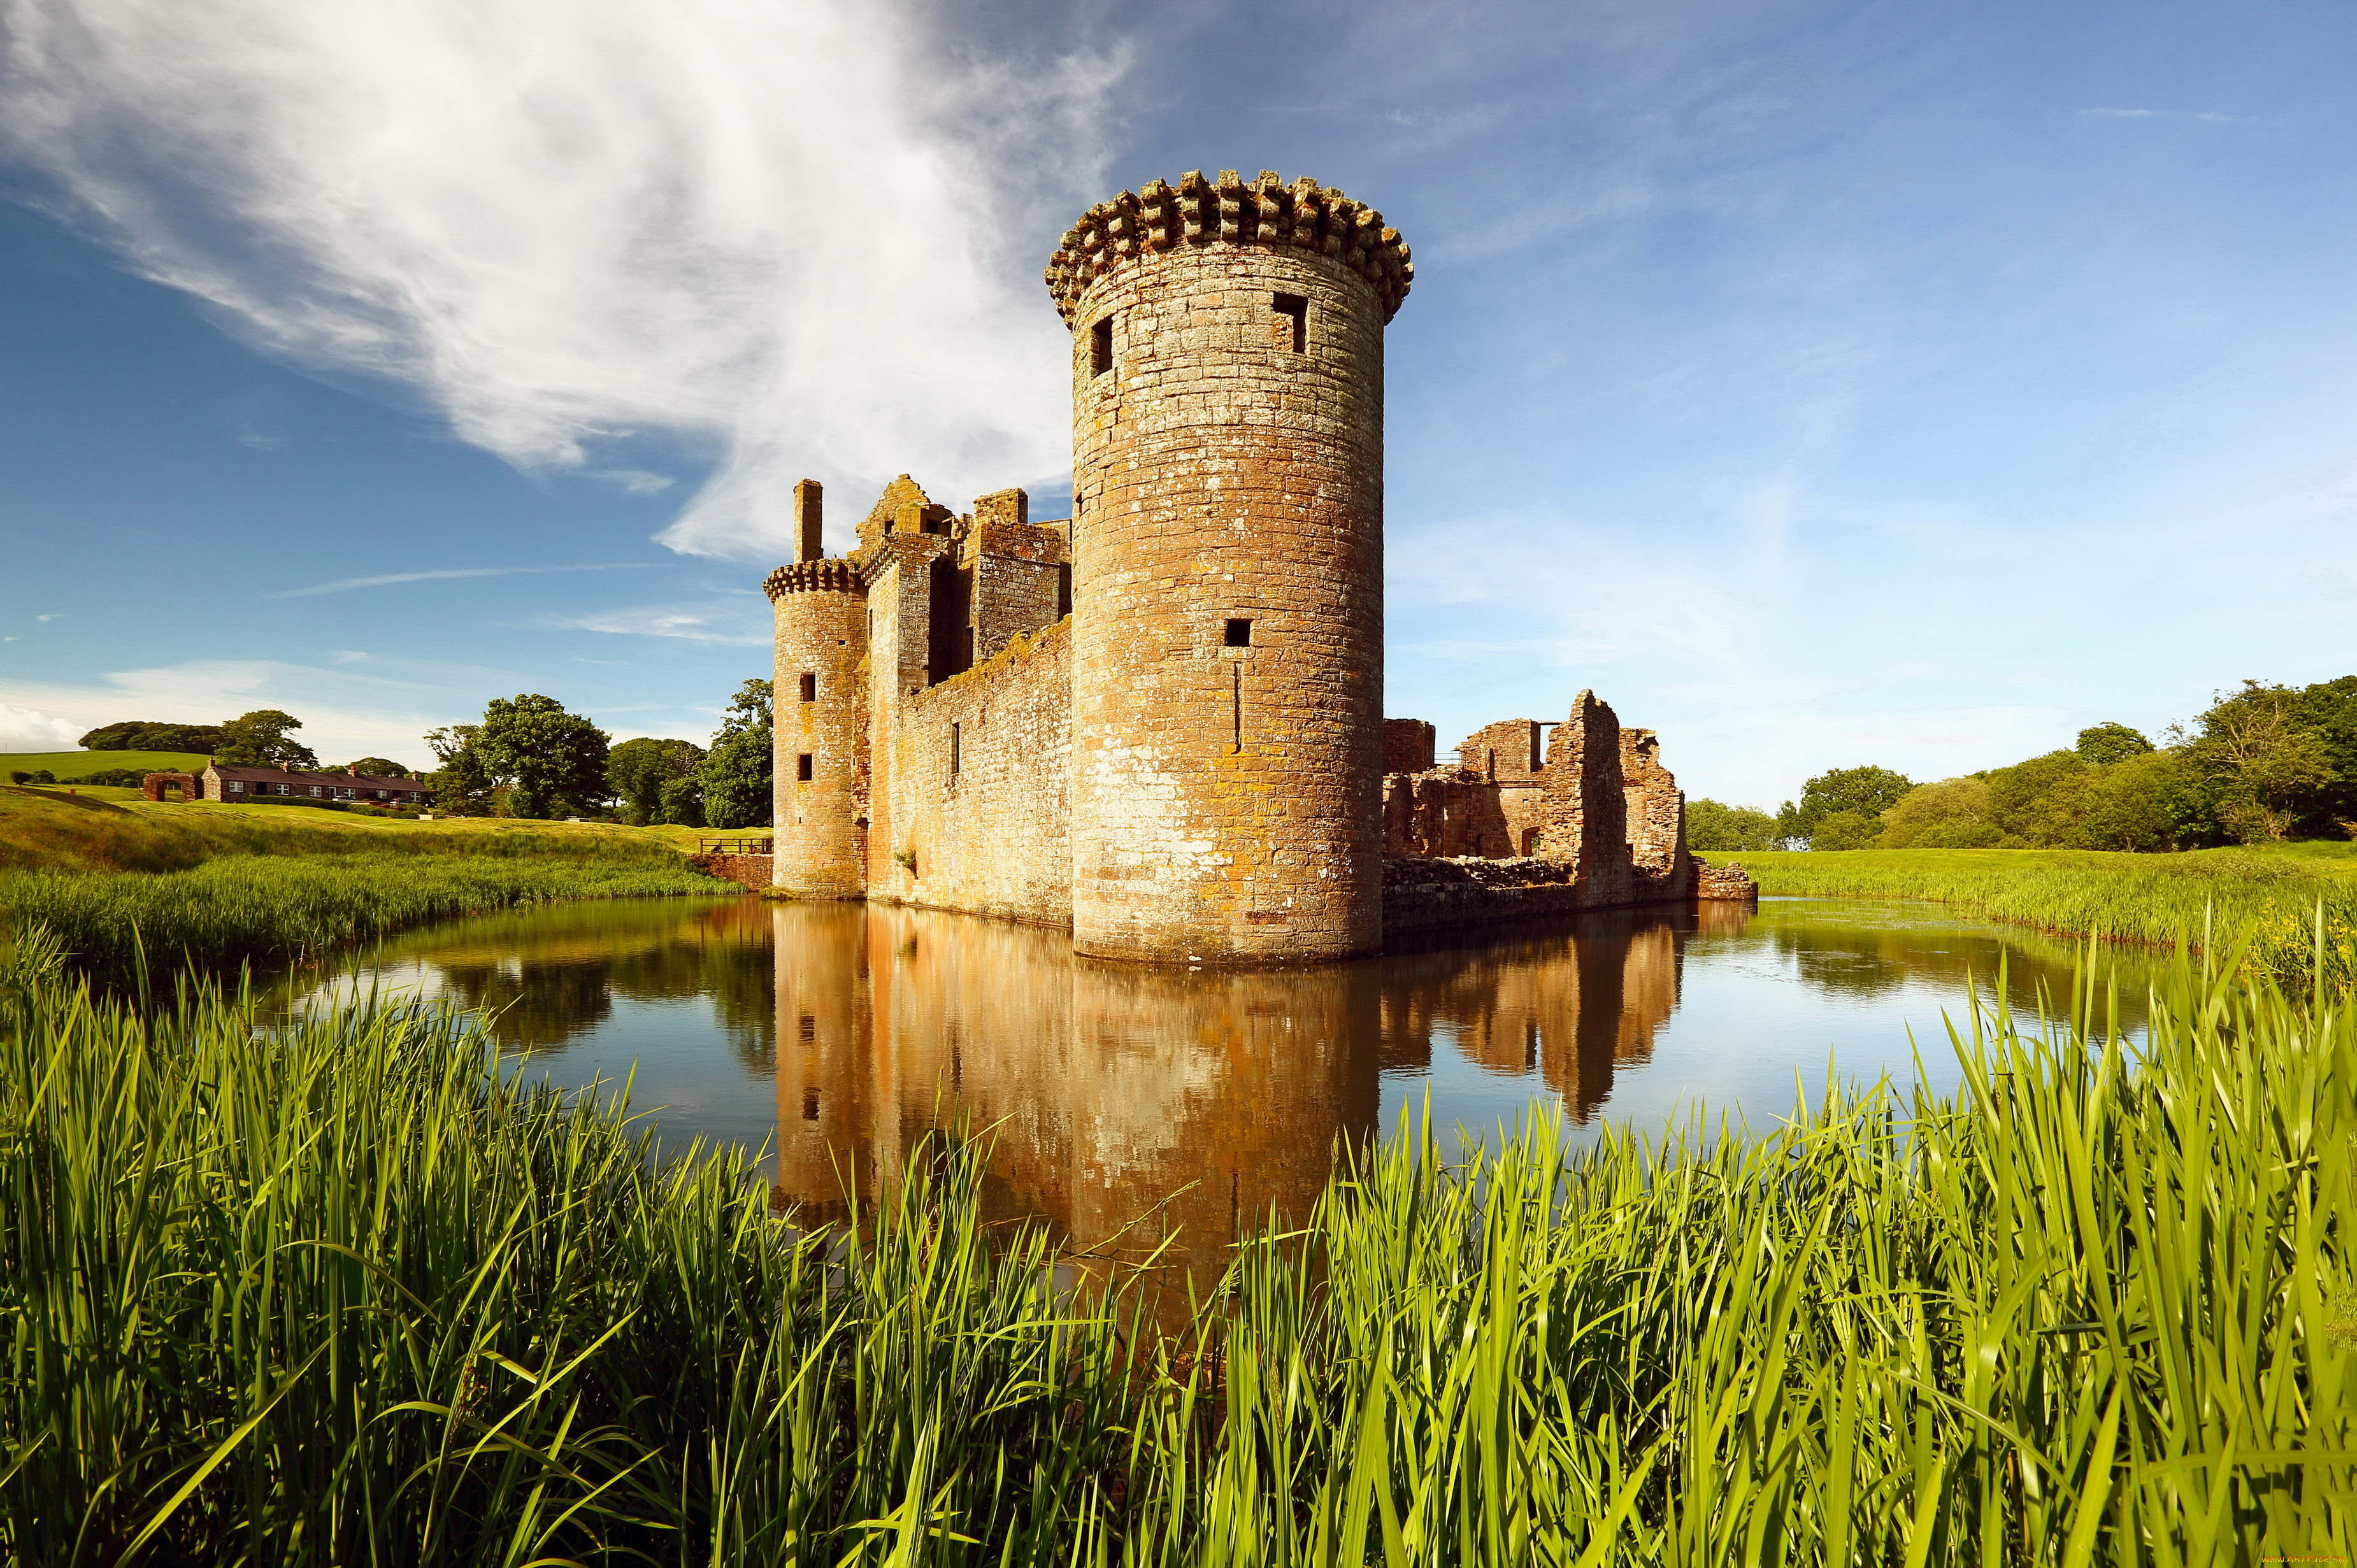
[[275, 895, 2160, 1279]]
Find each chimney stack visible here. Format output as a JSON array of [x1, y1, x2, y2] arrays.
[[794, 479, 824, 562]]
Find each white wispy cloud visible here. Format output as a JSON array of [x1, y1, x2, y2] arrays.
[[549, 605, 769, 646], [269, 564, 657, 598], [2077, 106, 2244, 124], [0, 1, 1128, 559]]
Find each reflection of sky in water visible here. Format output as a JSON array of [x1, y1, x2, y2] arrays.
[[275, 893, 2163, 1264]]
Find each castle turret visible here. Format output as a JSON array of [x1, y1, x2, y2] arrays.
[[1051, 170, 1412, 962], [766, 479, 869, 897]]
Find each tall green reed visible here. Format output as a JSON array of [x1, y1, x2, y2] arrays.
[[6, 916, 2352, 1563]]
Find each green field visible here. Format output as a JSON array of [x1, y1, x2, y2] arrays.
[[4, 922, 2347, 1561], [0, 748, 213, 778], [1726, 841, 2357, 986]]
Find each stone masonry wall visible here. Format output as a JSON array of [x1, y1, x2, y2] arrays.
[[1543, 690, 1633, 908], [1382, 718, 1435, 773], [1619, 727, 1694, 902], [1382, 769, 1511, 858], [768, 562, 870, 897], [1066, 173, 1396, 963], [869, 618, 1075, 927]]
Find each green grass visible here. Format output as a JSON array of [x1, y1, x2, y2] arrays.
[[5, 920, 2351, 1562], [0, 785, 719, 874], [3, 851, 740, 983], [0, 747, 213, 777], [1727, 841, 2357, 988]]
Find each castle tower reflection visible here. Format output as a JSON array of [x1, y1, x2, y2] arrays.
[[773, 899, 1749, 1283]]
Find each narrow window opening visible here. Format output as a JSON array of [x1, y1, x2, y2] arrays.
[[798, 1013, 816, 1043], [1056, 562, 1073, 618], [1224, 617, 1252, 647], [1272, 292, 1307, 353], [798, 671, 816, 702], [796, 753, 813, 782], [1529, 720, 1544, 774], [950, 722, 961, 775], [1231, 662, 1242, 753], [1090, 315, 1113, 376]]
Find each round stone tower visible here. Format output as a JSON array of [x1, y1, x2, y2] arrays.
[[1050, 170, 1413, 962], [766, 480, 869, 897]]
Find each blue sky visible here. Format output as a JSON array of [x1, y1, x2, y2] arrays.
[[1, 0, 2351, 806]]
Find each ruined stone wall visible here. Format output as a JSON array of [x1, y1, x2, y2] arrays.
[[869, 619, 1074, 927], [1383, 718, 1435, 773], [1694, 859, 1759, 901], [768, 560, 870, 897], [1064, 172, 1401, 963], [1619, 727, 1694, 902], [1458, 718, 1547, 783], [968, 517, 1066, 662], [1381, 769, 1512, 858], [1543, 691, 1633, 908]]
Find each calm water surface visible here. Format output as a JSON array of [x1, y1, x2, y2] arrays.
[[281, 896, 2158, 1272]]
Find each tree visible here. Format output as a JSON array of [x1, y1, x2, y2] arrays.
[[424, 724, 492, 816], [1879, 778, 2005, 848], [79, 720, 227, 753], [2177, 681, 2339, 842], [699, 679, 773, 830], [342, 757, 411, 778], [1780, 765, 1913, 846], [214, 709, 319, 769], [474, 695, 612, 820], [608, 738, 707, 825], [1808, 809, 1881, 850], [659, 775, 705, 829], [2075, 722, 2154, 767], [1684, 799, 1779, 852]]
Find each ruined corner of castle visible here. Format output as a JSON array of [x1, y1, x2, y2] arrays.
[[761, 167, 1753, 963]]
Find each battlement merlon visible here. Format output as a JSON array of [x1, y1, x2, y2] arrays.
[[763, 558, 867, 600], [1044, 170, 1414, 327]]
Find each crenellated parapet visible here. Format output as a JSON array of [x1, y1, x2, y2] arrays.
[[1045, 169, 1414, 325], [764, 559, 866, 600]]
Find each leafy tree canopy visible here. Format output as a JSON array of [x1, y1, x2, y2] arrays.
[[1779, 765, 1913, 846], [1807, 809, 1881, 851], [474, 695, 612, 820], [2075, 722, 2154, 766], [213, 710, 319, 769], [609, 738, 708, 827], [341, 757, 412, 778], [1684, 799, 1779, 853], [659, 775, 706, 829], [699, 679, 773, 831], [78, 720, 227, 753]]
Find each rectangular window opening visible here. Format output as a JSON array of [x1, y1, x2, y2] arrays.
[[1090, 315, 1113, 376], [1224, 617, 1252, 648], [798, 671, 817, 702], [1272, 292, 1307, 353], [796, 753, 813, 782], [950, 722, 961, 775]]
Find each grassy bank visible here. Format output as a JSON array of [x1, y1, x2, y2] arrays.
[[0, 747, 213, 778], [1730, 841, 2357, 987], [3, 852, 738, 983], [0, 785, 719, 874], [4, 924, 2349, 1562]]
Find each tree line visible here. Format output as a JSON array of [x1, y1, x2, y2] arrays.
[[1689, 676, 2357, 853], [422, 680, 773, 828], [21, 688, 777, 830]]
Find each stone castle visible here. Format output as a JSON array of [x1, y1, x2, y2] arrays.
[[763, 169, 1749, 963]]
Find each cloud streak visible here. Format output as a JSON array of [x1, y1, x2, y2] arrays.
[[0, 1, 1128, 559], [269, 564, 658, 598]]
